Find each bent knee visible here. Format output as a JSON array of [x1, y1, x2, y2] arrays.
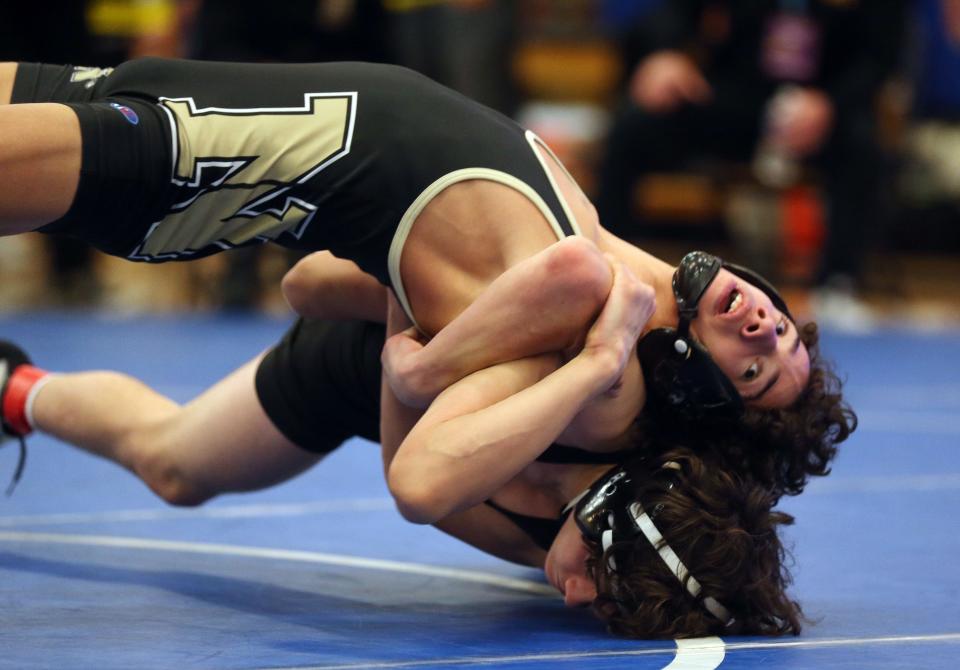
[[387, 470, 444, 525], [133, 444, 214, 507]]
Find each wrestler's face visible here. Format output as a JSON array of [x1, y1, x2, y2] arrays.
[[689, 268, 810, 408], [544, 513, 597, 607]]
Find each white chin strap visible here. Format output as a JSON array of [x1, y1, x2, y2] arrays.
[[628, 501, 734, 626]]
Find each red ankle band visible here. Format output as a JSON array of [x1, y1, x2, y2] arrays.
[[3, 365, 48, 436]]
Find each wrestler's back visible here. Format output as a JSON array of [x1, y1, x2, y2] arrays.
[[22, 57, 613, 333], [402, 152, 603, 335]]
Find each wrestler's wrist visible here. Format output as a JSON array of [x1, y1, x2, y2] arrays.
[[570, 346, 625, 398]]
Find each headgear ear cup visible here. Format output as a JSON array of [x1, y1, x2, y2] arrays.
[[637, 328, 742, 419]]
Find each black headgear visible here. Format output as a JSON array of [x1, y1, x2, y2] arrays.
[[567, 460, 733, 624], [637, 251, 792, 420]]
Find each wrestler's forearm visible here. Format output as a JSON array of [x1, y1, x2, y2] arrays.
[[387, 349, 616, 524], [380, 309, 548, 568]]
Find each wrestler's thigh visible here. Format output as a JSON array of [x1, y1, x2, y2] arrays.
[[0, 63, 17, 104], [0, 103, 80, 232], [166, 357, 322, 494]]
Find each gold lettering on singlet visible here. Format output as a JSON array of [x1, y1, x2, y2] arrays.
[[129, 92, 356, 260]]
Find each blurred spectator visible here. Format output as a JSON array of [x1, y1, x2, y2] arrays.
[[912, 0, 960, 120], [598, 0, 662, 32], [595, 1, 907, 319], [187, 0, 387, 63], [893, 0, 960, 254], [384, 0, 517, 116]]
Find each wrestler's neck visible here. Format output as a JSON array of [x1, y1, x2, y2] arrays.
[[644, 262, 681, 331], [594, 227, 680, 330]]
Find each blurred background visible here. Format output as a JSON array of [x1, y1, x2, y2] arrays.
[[0, 0, 957, 332]]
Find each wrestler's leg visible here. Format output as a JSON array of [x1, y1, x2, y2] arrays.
[[283, 251, 389, 322], [0, 102, 81, 233], [0, 62, 17, 104], [385, 236, 614, 407], [31, 358, 321, 505]]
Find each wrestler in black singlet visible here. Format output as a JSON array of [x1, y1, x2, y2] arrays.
[[12, 59, 579, 290], [256, 317, 629, 551]]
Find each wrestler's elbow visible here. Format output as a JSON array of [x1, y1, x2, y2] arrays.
[[544, 237, 612, 308], [387, 455, 451, 525], [389, 477, 445, 525]]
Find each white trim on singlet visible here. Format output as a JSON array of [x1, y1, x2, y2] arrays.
[[523, 130, 584, 238], [387, 132, 582, 329]]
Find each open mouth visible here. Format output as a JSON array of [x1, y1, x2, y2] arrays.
[[717, 284, 744, 317], [725, 289, 743, 314]]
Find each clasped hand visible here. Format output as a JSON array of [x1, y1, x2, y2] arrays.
[[578, 255, 656, 397]]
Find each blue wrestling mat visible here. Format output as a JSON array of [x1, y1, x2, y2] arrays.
[[0, 312, 958, 669]]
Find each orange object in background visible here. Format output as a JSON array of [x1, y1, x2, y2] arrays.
[[780, 184, 825, 283]]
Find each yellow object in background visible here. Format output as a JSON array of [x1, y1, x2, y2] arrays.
[[384, 0, 486, 12], [86, 0, 176, 37]]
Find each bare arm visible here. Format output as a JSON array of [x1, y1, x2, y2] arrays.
[[282, 251, 388, 322], [387, 259, 652, 524], [381, 237, 612, 407], [379, 294, 547, 567], [379, 293, 427, 476], [388, 349, 599, 524]]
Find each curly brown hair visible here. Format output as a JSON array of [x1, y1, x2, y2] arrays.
[[638, 321, 857, 498], [736, 321, 857, 495], [588, 450, 802, 638]]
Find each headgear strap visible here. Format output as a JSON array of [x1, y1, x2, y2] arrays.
[[627, 500, 732, 623]]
